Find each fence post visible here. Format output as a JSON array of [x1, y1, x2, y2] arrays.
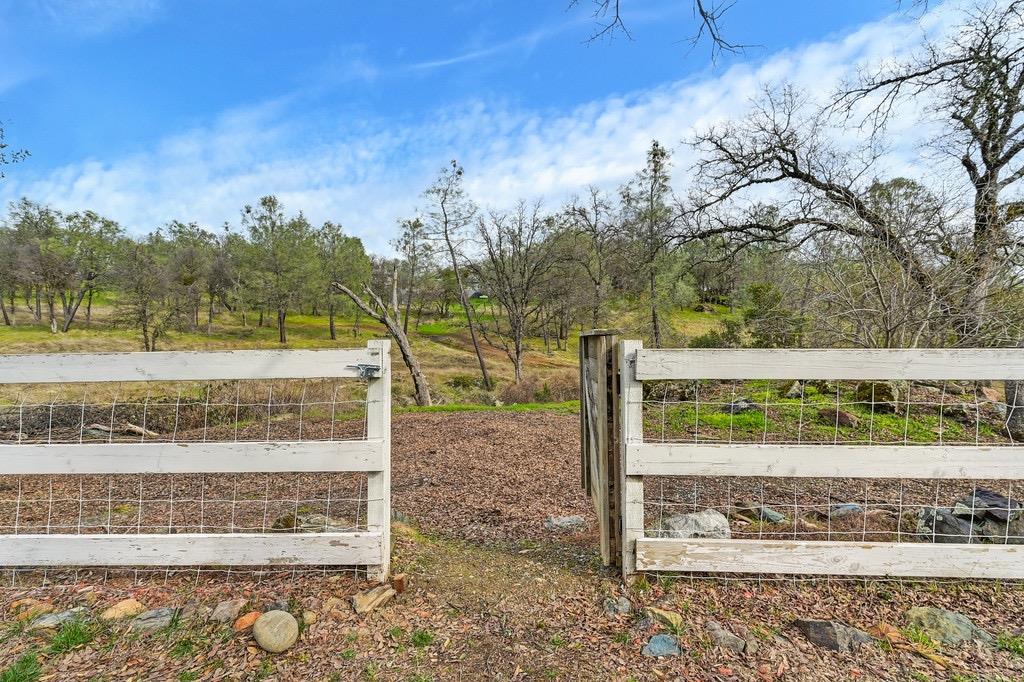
[[579, 329, 620, 567], [619, 339, 644, 576], [366, 339, 392, 582]]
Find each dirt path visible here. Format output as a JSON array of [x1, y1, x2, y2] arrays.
[[2, 411, 1024, 681]]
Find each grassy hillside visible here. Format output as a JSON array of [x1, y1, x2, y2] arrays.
[[0, 300, 738, 405]]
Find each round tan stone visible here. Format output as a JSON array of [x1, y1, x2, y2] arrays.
[[100, 598, 146, 621], [252, 610, 299, 653]]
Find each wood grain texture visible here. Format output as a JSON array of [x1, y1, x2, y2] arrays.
[[628, 443, 1024, 479], [0, 348, 376, 384], [0, 440, 385, 475], [0, 532, 383, 566], [365, 340, 392, 581], [636, 538, 1024, 578], [619, 340, 645, 575], [635, 348, 1024, 380]]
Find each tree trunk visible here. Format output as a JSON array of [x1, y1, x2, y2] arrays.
[[444, 237, 492, 390], [34, 289, 41, 322], [335, 282, 433, 406], [258, 309, 264, 327], [353, 309, 361, 337], [207, 298, 214, 334], [85, 288, 93, 327], [329, 303, 337, 340], [1007, 341, 1024, 440], [0, 295, 10, 326], [649, 268, 662, 348], [403, 262, 415, 334], [7, 292, 15, 325], [61, 288, 88, 333], [277, 309, 287, 343]]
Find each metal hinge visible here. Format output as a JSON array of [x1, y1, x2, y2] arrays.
[[348, 363, 381, 379]]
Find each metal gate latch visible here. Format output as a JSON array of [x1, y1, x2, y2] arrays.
[[347, 363, 381, 379]]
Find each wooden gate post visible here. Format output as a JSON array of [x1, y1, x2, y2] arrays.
[[366, 339, 392, 582], [579, 330, 621, 567], [619, 339, 644, 576]]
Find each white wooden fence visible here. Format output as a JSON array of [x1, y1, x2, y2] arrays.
[[0, 340, 392, 581], [619, 342, 1024, 578]]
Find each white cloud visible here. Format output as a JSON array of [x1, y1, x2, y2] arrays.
[[0, 2, 965, 254], [23, 0, 162, 37]]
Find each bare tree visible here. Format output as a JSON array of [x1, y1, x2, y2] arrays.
[[472, 202, 560, 382], [566, 187, 621, 327], [334, 263, 432, 407], [423, 161, 493, 390], [685, 2, 1024, 434]]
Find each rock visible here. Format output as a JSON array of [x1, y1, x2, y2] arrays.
[[130, 607, 178, 632], [234, 611, 262, 631], [906, 607, 992, 645], [100, 598, 146, 621], [954, 487, 1022, 523], [604, 596, 633, 616], [12, 599, 55, 622], [734, 502, 787, 524], [352, 585, 396, 615], [391, 573, 408, 594], [818, 408, 860, 428], [179, 603, 210, 622], [544, 515, 586, 531], [721, 398, 758, 414], [302, 610, 319, 625], [784, 381, 804, 399], [657, 509, 731, 539], [980, 386, 1002, 403], [978, 515, 1024, 544], [855, 381, 902, 411], [807, 380, 837, 395], [916, 507, 984, 543], [252, 610, 299, 653], [642, 633, 682, 657], [794, 619, 872, 652], [831, 503, 863, 518], [271, 512, 353, 533], [264, 597, 290, 613], [706, 620, 746, 654], [27, 607, 86, 630], [211, 598, 246, 623]]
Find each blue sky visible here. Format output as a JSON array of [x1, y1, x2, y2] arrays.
[[0, 0, 944, 251]]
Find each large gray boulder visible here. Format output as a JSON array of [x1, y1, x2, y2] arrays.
[[906, 607, 992, 645], [795, 619, 872, 653], [656, 509, 730, 539]]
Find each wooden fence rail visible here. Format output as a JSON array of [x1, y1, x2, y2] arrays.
[[620, 341, 1024, 579], [0, 341, 392, 580]]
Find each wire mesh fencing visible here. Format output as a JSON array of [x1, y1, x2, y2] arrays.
[[0, 365, 385, 588], [630, 368, 1024, 581]]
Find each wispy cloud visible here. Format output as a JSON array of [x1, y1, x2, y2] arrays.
[[21, 0, 162, 37], [407, 20, 577, 72], [0, 3, 961, 254]]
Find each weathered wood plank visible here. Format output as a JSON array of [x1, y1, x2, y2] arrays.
[[365, 340, 391, 581], [620, 340, 645, 575], [0, 532, 383, 566], [0, 440, 384, 475], [635, 348, 1024, 381], [628, 443, 1024, 479], [0, 349, 377, 384], [635, 538, 1024, 578]]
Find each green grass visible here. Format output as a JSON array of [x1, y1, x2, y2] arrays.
[[0, 654, 41, 682], [410, 629, 435, 648], [48, 619, 95, 654], [997, 632, 1024, 657]]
